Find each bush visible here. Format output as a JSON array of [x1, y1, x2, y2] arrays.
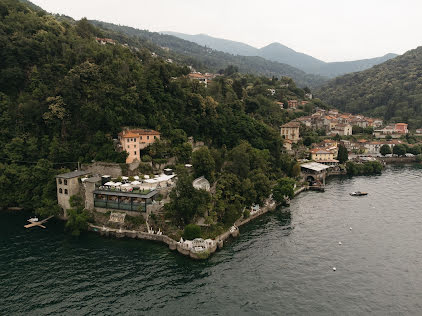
[[183, 224, 201, 240], [346, 161, 383, 176], [243, 209, 250, 218], [126, 215, 145, 227], [142, 155, 152, 162]]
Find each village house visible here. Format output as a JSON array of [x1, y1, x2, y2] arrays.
[[287, 100, 299, 109], [95, 37, 116, 45], [188, 72, 216, 87], [331, 123, 353, 136], [310, 148, 334, 161], [276, 101, 284, 109], [373, 123, 408, 138], [415, 128, 422, 134], [305, 93, 313, 100], [118, 128, 161, 163], [280, 121, 301, 143], [296, 116, 312, 127], [364, 141, 382, 154]]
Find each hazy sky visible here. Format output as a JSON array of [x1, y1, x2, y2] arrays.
[[32, 0, 422, 62]]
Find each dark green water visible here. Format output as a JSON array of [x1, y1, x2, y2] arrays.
[[1, 165, 422, 315]]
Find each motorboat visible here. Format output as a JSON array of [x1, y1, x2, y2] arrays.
[[27, 217, 39, 223], [350, 191, 368, 196]]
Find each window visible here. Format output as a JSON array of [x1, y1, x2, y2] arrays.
[[134, 151, 137, 155], [140, 136, 143, 140], [59, 188, 63, 194], [134, 145, 136, 148], [154, 136, 157, 139], [147, 136, 150, 140], [127, 145, 130, 149], [64, 189, 68, 194], [64, 180, 68, 185], [58, 179, 62, 184]]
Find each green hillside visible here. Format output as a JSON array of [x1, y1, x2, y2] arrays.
[[0, 0, 315, 229], [316, 47, 422, 128]]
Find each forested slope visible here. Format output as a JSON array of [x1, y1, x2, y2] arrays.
[[316, 47, 422, 128], [0, 0, 312, 223]]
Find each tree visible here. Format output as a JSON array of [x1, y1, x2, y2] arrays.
[[385, 135, 393, 141], [192, 147, 215, 182], [337, 144, 349, 163], [380, 144, 392, 156], [183, 224, 201, 240], [393, 144, 406, 156], [273, 178, 295, 204]]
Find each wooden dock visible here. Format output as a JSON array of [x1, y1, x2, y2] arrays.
[[24, 216, 54, 229]]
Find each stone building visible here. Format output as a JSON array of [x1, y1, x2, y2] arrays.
[[280, 121, 301, 143], [56, 170, 90, 216]]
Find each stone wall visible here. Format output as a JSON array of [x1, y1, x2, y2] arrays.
[[377, 157, 417, 164], [81, 162, 122, 178]]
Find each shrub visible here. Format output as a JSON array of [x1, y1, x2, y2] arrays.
[[243, 209, 250, 218], [142, 155, 152, 162], [183, 224, 201, 240]]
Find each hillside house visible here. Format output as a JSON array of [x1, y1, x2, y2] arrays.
[[281, 121, 300, 143], [287, 100, 299, 109], [95, 37, 116, 45], [331, 123, 352, 136], [118, 128, 161, 163]]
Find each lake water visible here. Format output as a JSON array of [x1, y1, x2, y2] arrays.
[[1, 165, 422, 315]]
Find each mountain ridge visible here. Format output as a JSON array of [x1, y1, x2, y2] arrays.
[[162, 31, 398, 78]]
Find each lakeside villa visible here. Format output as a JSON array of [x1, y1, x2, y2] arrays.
[[117, 128, 161, 163]]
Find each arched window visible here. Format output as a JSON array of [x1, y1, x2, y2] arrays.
[[64, 189, 68, 195], [58, 179, 62, 184], [59, 188, 63, 194], [64, 180, 68, 185]]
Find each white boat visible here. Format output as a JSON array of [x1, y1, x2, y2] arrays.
[[350, 191, 368, 196], [28, 217, 39, 223]]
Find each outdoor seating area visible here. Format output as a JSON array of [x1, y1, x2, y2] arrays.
[[98, 173, 176, 193]]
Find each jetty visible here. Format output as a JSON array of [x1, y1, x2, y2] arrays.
[[24, 216, 54, 229]]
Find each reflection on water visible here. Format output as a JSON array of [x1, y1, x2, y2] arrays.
[[1, 165, 422, 315]]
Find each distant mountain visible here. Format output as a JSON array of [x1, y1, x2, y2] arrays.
[[90, 21, 325, 87], [316, 46, 422, 128], [163, 31, 258, 56], [162, 32, 398, 78]]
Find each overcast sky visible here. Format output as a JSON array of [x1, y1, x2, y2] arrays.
[[32, 0, 422, 62]]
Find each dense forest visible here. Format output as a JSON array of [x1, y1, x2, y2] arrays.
[[0, 0, 317, 229], [316, 47, 422, 128]]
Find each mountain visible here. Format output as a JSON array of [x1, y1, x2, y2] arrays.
[[90, 21, 325, 88], [163, 31, 258, 56], [162, 32, 398, 78], [316, 47, 422, 128], [258, 42, 325, 73]]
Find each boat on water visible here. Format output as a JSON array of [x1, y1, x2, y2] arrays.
[[350, 191, 368, 196], [27, 217, 39, 223]]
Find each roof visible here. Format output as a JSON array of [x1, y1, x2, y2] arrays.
[[119, 129, 160, 137], [301, 162, 330, 172], [281, 121, 301, 128], [310, 148, 332, 154], [93, 189, 158, 199], [395, 123, 408, 126], [122, 132, 139, 138], [83, 176, 102, 183], [56, 170, 90, 179]]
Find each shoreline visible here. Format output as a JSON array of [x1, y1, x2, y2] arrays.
[[87, 187, 310, 260]]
